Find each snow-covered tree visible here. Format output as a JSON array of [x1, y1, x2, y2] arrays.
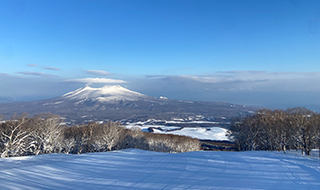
[[96, 122, 127, 151], [27, 113, 64, 155], [0, 114, 37, 157]]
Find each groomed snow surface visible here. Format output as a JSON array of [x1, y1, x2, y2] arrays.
[[1, 149, 320, 190]]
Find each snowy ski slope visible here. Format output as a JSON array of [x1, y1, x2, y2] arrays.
[[1, 149, 320, 190]]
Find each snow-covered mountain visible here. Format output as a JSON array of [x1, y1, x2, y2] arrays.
[[0, 85, 257, 124], [62, 85, 150, 103]]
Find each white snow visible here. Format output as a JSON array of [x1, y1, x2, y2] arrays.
[[126, 124, 181, 131], [159, 96, 168, 99], [164, 127, 229, 141], [165, 120, 219, 124], [62, 85, 148, 102], [126, 123, 228, 141], [1, 149, 320, 189]]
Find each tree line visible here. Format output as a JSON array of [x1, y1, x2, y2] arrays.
[[229, 107, 320, 156], [0, 113, 200, 158]]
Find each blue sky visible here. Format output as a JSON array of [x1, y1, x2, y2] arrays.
[[0, 0, 320, 110]]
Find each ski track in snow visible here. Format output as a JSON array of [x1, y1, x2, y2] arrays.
[[1, 150, 320, 190]]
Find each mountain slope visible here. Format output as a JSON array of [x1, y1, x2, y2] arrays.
[[0, 85, 257, 124]]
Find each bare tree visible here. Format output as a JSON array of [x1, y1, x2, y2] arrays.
[[229, 108, 320, 155]]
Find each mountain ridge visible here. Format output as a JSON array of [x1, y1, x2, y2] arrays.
[[0, 85, 257, 124]]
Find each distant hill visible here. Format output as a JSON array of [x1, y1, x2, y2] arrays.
[[0, 85, 257, 124]]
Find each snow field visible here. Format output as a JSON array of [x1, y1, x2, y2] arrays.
[[1, 149, 320, 190], [126, 124, 229, 141], [162, 127, 229, 141]]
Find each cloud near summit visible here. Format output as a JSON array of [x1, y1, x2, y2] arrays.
[[66, 78, 127, 84]]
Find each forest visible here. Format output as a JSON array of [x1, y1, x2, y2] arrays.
[[0, 113, 200, 158], [229, 107, 320, 156], [2, 107, 320, 158]]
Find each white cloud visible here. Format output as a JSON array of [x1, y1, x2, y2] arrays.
[[0, 73, 9, 76], [161, 71, 320, 92], [27, 64, 37, 67], [44, 67, 61, 71], [67, 78, 127, 84], [17, 71, 57, 77], [86, 70, 111, 76]]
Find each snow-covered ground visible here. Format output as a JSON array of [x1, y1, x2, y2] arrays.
[[126, 124, 229, 141], [1, 149, 320, 190], [153, 127, 229, 141]]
